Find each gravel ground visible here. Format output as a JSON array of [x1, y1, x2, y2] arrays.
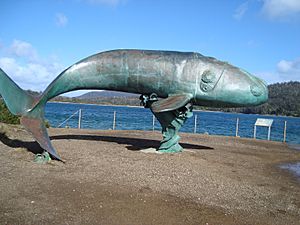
[[0, 123, 300, 225]]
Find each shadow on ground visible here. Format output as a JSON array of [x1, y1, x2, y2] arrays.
[[0, 132, 44, 154], [0, 132, 213, 154], [50, 134, 214, 151]]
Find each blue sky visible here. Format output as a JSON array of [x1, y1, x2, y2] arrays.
[[0, 0, 299, 96]]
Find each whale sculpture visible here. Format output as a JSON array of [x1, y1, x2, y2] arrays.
[[0, 49, 268, 161]]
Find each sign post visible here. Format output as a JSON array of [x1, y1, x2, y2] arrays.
[[254, 118, 273, 141]]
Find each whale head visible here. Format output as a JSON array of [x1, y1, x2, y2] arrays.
[[194, 59, 268, 107]]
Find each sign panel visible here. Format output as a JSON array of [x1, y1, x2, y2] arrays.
[[255, 118, 273, 127]]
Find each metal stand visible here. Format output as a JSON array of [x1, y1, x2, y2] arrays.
[[140, 94, 193, 153]]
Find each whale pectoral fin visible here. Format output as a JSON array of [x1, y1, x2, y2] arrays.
[[20, 116, 63, 162], [151, 94, 193, 113]]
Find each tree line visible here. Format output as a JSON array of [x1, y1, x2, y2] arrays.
[[219, 81, 300, 117]]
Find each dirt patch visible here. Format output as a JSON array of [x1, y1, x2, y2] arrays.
[[0, 123, 300, 225]]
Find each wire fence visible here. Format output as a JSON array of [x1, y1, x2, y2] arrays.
[[45, 103, 300, 145]]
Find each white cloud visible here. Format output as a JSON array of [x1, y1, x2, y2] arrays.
[[233, 1, 249, 20], [261, 0, 300, 20], [276, 58, 300, 79], [10, 39, 38, 61], [256, 57, 300, 84], [84, 0, 125, 6], [55, 13, 68, 27], [0, 40, 65, 91]]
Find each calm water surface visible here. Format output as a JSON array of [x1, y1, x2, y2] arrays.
[[45, 102, 300, 144]]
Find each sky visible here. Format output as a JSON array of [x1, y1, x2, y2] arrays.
[[0, 0, 299, 97]]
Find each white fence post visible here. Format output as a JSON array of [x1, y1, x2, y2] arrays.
[[235, 118, 239, 137], [152, 115, 155, 131], [283, 121, 287, 142], [193, 115, 197, 133], [78, 109, 82, 129], [268, 126, 271, 141], [113, 111, 116, 130]]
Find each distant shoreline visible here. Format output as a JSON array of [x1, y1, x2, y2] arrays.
[[49, 100, 144, 109]]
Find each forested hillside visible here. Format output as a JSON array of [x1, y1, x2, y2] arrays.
[[0, 100, 20, 124], [232, 81, 300, 117]]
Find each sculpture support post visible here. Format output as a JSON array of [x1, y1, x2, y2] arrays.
[[140, 94, 193, 153]]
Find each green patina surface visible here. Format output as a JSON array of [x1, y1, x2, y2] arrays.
[[154, 106, 193, 153], [34, 152, 51, 164], [140, 93, 193, 153], [0, 49, 268, 160]]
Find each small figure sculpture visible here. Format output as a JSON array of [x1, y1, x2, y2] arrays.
[[0, 49, 268, 161]]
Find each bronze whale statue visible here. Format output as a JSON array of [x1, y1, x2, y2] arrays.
[[0, 49, 268, 161]]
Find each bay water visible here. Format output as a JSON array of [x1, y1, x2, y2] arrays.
[[45, 102, 300, 144]]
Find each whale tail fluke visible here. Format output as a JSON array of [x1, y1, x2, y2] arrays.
[[20, 115, 62, 161], [0, 68, 39, 115], [0, 68, 62, 161]]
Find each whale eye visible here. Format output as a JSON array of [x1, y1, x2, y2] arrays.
[[201, 70, 216, 83], [250, 84, 263, 96], [200, 70, 216, 92]]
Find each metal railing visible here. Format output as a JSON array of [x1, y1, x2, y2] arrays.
[[57, 109, 82, 128], [53, 108, 297, 144]]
